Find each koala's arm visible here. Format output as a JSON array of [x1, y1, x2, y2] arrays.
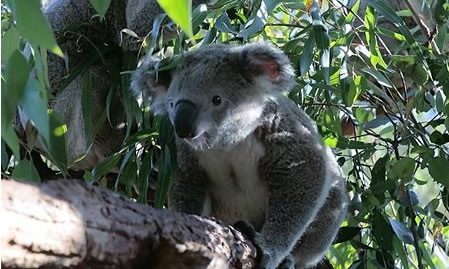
[[256, 103, 332, 267], [168, 142, 209, 215]]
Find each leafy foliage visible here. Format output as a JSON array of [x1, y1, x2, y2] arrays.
[[1, 0, 449, 268]]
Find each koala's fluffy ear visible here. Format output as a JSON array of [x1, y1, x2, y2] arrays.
[[131, 56, 171, 115], [239, 43, 295, 91]]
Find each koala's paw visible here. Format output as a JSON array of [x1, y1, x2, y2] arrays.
[[233, 221, 267, 267], [277, 254, 295, 269], [234, 220, 258, 241], [233, 221, 291, 269]]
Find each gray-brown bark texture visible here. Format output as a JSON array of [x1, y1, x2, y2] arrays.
[[1, 179, 257, 269]]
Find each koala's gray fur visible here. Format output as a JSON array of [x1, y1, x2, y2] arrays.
[[131, 43, 348, 269]]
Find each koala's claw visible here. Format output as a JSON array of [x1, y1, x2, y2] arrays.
[[234, 220, 258, 241], [233, 221, 270, 268]]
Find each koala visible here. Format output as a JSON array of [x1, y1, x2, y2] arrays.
[[131, 43, 348, 269]]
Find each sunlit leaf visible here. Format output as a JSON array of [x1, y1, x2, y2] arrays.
[[10, 0, 63, 56], [366, 0, 423, 61], [345, 0, 360, 23], [157, 0, 193, 37], [364, 6, 388, 69]]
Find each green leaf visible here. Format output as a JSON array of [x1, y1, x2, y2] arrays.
[[412, 63, 429, 86], [387, 157, 415, 182], [419, 241, 436, 269], [366, 0, 423, 61], [92, 153, 121, 180], [33, 45, 51, 91], [345, 76, 362, 107], [10, 0, 63, 56], [19, 77, 50, 143], [2, 50, 29, 135], [1, 141, 9, 170], [116, 154, 137, 197], [1, 27, 21, 64], [353, 107, 373, 124], [389, 55, 417, 68], [334, 226, 362, 244], [1, 125, 20, 159], [392, 237, 410, 269], [364, 6, 388, 69], [322, 110, 342, 135], [361, 68, 392, 88], [435, 90, 445, 113], [372, 211, 394, 251], [89, 0, 111, 17], [299, 33, 315, 76], [215, 12, 239, 34], [428, 157, 449, 189], [146, 13, 167, 56], [157, 0, 193, 37], [137, 151, 153, 204], [45, 110, 68, 172], [124, 129, 159, 147], [363, 115, 391, 129], [155, 145, 174, 208], [387, 217, 414, 245], [430, 130, 449, 145], [11, 159, 41, 183], [345, 0, 360, 23], [239, 0, 269, 40], [310, 1, 330, 84], [371, 154, 389, 185]]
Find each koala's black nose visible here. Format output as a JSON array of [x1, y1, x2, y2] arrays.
[[173, 100, 198, 139]]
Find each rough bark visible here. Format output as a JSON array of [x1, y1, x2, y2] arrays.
[[1, 179, 257, 269]]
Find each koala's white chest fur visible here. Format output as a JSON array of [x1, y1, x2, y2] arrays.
[[197, 134, 268, 228]]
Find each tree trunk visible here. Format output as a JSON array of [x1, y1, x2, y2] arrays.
[[1, 179, 257, 269]]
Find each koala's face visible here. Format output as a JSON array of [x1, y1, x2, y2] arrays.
[[165, 47, 270, 150], [132, 43, 295, 151]]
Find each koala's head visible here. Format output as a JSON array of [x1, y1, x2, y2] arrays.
[[131, 43, 295, 151]]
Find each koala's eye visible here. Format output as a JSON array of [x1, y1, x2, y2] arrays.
[[169, 101, 174, 108], [211, 95, 222, 106]]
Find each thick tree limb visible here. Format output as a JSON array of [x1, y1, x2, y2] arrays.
[[1, 179, 257, 269]]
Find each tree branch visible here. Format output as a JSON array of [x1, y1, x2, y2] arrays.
[[1, 179, 257, 269]]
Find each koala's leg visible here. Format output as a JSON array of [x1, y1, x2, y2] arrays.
[[291, 180, 348, 269], [168, 142, 210, 215]]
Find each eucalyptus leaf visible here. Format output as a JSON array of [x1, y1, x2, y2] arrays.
[[10, 0, 63, 56], [428, 157, 449, 189], [11, 159, 41, 183], [387, 157, 415, 182], [387, 217, 414, 244], [1, 27, 21, 64], [157, 0, 193, 37], [299, 33, 315, 76], [89, 0, 111, 17]]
